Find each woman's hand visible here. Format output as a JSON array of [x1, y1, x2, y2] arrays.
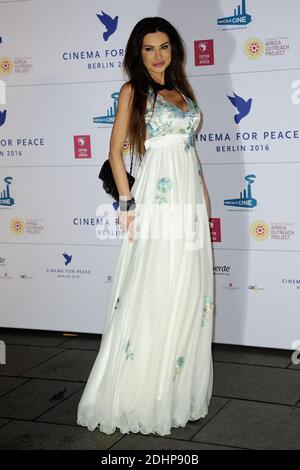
[[118, 210, 135, 242]]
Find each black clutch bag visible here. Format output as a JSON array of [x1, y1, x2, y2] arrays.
[[98, 146, 135, 202]]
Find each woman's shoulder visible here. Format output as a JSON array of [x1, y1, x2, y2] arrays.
[[120, 81, 134, 95], [118, 82, 134, 107]]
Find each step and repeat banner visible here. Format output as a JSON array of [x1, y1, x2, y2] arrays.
[[0, 0, 299, 349]]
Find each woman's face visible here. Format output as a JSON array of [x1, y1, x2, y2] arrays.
[[141, 31, 171, 80]]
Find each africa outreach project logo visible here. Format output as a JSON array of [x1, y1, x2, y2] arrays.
[[250, 221, 270, 241], [0, 57, 13, 75], [244, 38, 265, 59], [250, 221, 295, 242], [244, 37, 290, 59], [0, 56, 33, 75], [10, 217, 25, 235]]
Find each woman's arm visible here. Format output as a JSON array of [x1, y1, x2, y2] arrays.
[[108, 82, 133, 202]]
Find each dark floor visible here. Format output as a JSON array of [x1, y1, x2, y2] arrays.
[[0, 327, 299, 450]]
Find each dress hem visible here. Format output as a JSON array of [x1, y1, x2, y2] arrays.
[[77, 406, 210, 436]]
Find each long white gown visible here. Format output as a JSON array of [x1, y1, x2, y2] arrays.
[[77, 86, 214, 436]]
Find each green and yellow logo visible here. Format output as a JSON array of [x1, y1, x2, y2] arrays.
[[244, 38, 264, 59], [0, 57, 13, 75], [250, 220, 270, 241], [10, 217, 25, 235]]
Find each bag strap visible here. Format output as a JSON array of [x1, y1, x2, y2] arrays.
[[129, 145, 134, 175]]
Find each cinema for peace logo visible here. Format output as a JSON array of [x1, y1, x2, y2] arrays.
[[250, 220, 270, 241]]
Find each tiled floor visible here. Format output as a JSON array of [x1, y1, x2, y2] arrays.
[[0, 328, 299, 450]]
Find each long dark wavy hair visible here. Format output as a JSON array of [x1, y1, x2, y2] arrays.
[[123, 16, 199, 162]]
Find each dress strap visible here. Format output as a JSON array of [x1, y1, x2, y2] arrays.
[[176, 88, 189, 104]]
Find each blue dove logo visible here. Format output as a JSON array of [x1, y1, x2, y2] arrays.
[[0, 109, 7, 127], [96, 10, 118, 41], [227, 92, 252, 124], [62, 252, 72, 265]]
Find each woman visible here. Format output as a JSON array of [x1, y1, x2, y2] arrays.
[[77, 16, 214, 436]]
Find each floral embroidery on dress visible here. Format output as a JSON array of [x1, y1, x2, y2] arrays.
[[184, 122, 196, 152], [201, 295, 214, 326], [146, 112, 174, 138], [172, 355, 185, 381], [123, 340, 134, 360], [156, 177, 173, 204], [145, 88, 200, 149], [156, 194, 168, 204], [157, 177, 173, 192], [157, 93, 190, 114], [186, 132, 195, 152], [145, 91, 174, 137]]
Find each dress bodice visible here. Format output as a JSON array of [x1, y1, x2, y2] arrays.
[[145, 87, 202, 152]]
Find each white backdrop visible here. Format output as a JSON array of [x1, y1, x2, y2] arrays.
[[0, 0, 299, 349]]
